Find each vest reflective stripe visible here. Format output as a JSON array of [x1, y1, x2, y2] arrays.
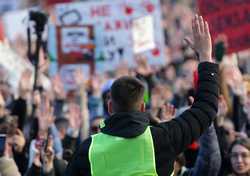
[[89, 127, 158, 176]]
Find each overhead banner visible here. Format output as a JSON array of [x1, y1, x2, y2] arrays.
[[54, 0, 166, 73], [198, 0, 250, 54]]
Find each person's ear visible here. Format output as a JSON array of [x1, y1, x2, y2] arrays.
[[108, 100, 113, 115], [140, 102, 146, 112]]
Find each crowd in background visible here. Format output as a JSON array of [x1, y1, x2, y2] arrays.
[[0, 0, 250, 176]]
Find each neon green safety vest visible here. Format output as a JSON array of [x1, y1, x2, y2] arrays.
[[89, 126, 159, 176]]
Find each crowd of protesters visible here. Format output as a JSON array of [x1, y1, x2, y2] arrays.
[[0, 0, 250, 176]]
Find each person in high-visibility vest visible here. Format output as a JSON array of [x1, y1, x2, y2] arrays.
[[65, 15, 219, 176]]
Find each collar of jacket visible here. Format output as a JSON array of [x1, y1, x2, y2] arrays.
[[100, 111, 150, 138]]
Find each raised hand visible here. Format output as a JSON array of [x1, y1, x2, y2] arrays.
[[0, 92, 5, 117], [52, 74, 66, 99], [42, 136, 54, 173], [74, 68, 85, 88], [68, 103, 82, 130], [188, 15, 213, 63], [19, 69, 32, 99], [37, 92, 54, 132], [193, 15, 212, 62], [12, 129, 26, 153], [160, 103, 176, 122]]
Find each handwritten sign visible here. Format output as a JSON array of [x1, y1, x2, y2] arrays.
[[56, 25, 95, 66], [53, 0, 166, 73]]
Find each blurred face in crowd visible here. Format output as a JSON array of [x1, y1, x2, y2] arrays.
[[164, 65, 176, 82], [222, 65, 243, 88], [223, 119, 236, 145], [180, 59, 198, 91], [231, 144, 250, 175]]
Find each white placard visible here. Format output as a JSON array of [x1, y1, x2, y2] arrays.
[[0, 43, 51, 93], [59, 64, 90, 90], [61, 27, 91, 54], [0, 42, 33, 91], [133, 15, 155, 54]]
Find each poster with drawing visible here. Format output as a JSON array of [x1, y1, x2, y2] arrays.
[[53, 0, 166, 73], [56, 25, 95, 65]]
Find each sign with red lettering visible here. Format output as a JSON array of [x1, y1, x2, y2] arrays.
[[53, 0, 165, 73], [198, 0, 250, 53], [56, 25, 95, 67]]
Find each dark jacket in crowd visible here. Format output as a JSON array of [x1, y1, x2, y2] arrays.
[[65, 62, 219, 176], [27, 158, 67, 176], [183, 124, 221, 176]]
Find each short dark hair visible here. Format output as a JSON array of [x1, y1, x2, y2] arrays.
[[111, 76, 145, 112]]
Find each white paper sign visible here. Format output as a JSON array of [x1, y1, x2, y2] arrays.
[[61, 27, 91, 54], [53, 0, 166, 73], [0, 43, 33, 91], [59, 64, 90, 90], [0, 43, 51, 93], [133, 15, 155, 54]]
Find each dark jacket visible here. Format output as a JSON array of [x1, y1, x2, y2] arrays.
[[26, 158, 67, 176], [182, 124, 221, 176], [65, 62, 219, 176]]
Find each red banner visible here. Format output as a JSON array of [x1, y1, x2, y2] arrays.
[[198, 0, 250, 53]]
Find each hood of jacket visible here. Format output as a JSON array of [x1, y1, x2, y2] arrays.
[[101, 111, 150, 138]]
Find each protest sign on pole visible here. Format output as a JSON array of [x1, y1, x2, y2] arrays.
[[53, 0, 166, 73], [198, 0, 250, 54]]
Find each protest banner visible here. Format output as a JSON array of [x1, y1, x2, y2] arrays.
[[53, 0, 166, 73], [198, 0, 250, 54]]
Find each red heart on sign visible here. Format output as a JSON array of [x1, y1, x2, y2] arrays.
[[146, 3, 154, 13], [152, 48, 160, 56], [125, 6, 133, 15]]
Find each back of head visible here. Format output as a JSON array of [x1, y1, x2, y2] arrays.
[[111, 76, 145, 112]]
